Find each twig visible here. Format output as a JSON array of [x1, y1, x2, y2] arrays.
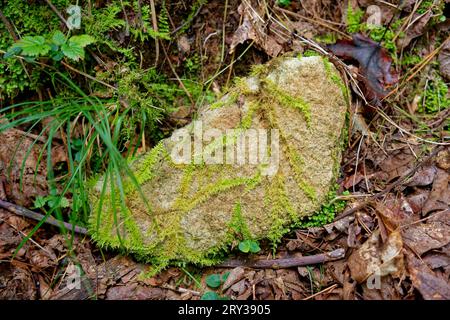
[[160, 44, 195, 106], [61, 61, 117, 91], [302, 283, 338, 300], [275, 7, 352, 40], [215, 248, 345, 269], [149, 0, 160, 66], [44, 0, 68, 27], [0, 199, 88, 235]]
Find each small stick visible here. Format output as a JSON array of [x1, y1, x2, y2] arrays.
[[215, 248, 345, 269], [302, 283, 339, 300], [0, 199, 88, 235], [44, 0, 68, 27]]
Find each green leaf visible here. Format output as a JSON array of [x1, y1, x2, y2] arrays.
[[59, 197, 71, 208], [205, 274, 222, 288], [222, 271, 230, 282], [52, 31, 66, 46], [15, 36, 51, 57], [249, 240, 261, 253], [69, 35, 95, 48], [238, 240, 251, 253], [3, 46, 22, 59], [51, 51, 65, 62], [33, 196, 47, 209], [61, 42, 84, 61], [277, 0, 292, 6], [46, 196, 70, 209], [201, 291, 219, 300]]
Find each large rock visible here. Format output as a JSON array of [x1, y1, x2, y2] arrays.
[[89, 55, 348, 268]]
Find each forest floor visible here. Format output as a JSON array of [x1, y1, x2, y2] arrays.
[[0, 0, 449, 300]]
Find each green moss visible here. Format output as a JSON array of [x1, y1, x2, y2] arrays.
[[346, 2, 364, 33], [265, 174, 297, 249], [296, 187, 349, 228], [323, 58, 349, 103], [250, 64, 269, 77], [302, 50, 321, 57], [131, 141, 167, 185], [209, 91, 239, 110], [420, 75, 450, 114], [264, 80, 311, 124], [227, 201, 252, 240], [174, 171, 261, 213], [314, 34, 337, 45], [241, 100, 260, 129]]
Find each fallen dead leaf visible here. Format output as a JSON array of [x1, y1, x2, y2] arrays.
[[405, 249, 450, 300], [402, 210, 450, 256], [328, 33, 399, 101], [397, 12, 432, 49], [348, 230, 404, 283], [438, 40, 450, 81], [230, 0, 283, 57], [422, 168, 449, 215], [406, 165, 437, 187], [105, 282, 164, 300]]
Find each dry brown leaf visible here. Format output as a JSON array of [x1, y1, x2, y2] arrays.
[[348, 230, 404, 283], [438, 39, 450, 80], [402, 210, 450, 256], [422, 168, 449, 215], [406, 250, 450, 300], [105, 282, 164, 300], [397, 12, 432, 49], [230, 1, 283, 57]]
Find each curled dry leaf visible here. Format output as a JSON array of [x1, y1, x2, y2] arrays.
[[230, 0, 283, 57], [348, 230, 404, 283], [328, 34, 399, 101]]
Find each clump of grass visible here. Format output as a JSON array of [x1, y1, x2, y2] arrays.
[[0, 71, 148, 254]]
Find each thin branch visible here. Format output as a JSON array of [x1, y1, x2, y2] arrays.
[[0, 199, 88, 235], [215, 248, 345, 269], [44, 0, 68, 27]]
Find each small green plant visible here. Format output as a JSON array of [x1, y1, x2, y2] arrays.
[[346, 3, 365, 33], [4, 31, 95, 61], [238, 239, 261, 253], [420, 75, 450, 114], [205, 272, 229, 288], [277, 0, 292, 6], [297, 189, 350, 228], [33, 195, 70, 210], [201, 272, 230, 300]]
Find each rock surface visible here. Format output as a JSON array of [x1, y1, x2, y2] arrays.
[[89, 55, 348, 267]]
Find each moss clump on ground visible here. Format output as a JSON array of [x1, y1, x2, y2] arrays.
[[420, 75, 450, 114]]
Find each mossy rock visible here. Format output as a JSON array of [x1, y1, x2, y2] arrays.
[[88, 56, 348, 268]]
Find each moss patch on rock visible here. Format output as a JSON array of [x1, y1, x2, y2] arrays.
[[88, 56, 348, 270]]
